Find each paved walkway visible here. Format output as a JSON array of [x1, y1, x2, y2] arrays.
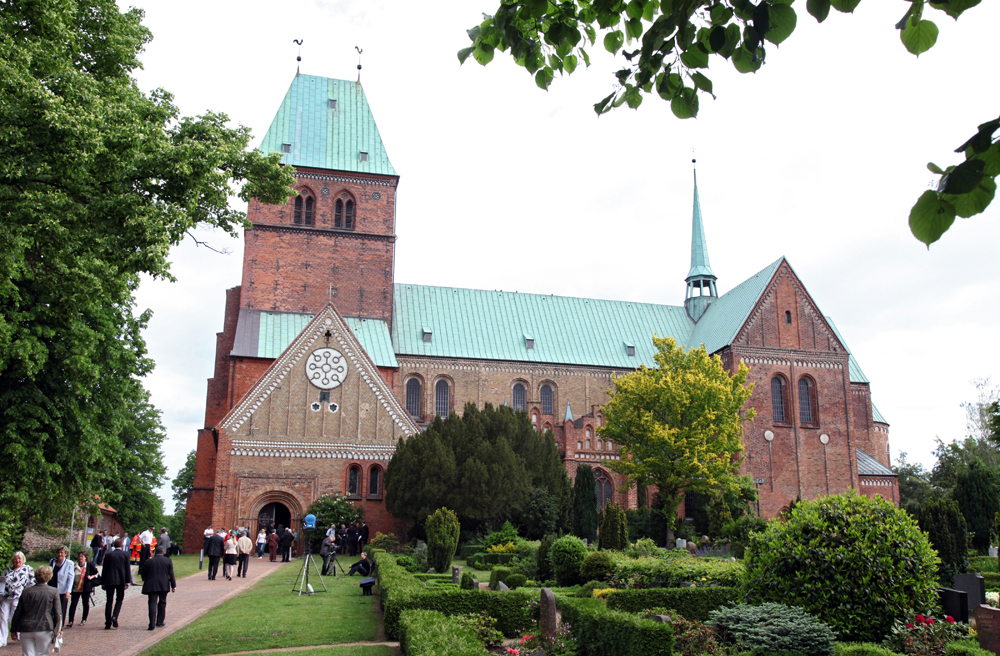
[[1, 558, 287, 656]]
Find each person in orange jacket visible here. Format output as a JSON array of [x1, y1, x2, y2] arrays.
[[130, 533, 142, 564]]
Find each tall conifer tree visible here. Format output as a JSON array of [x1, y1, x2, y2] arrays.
[[573, 464, 598, 542]]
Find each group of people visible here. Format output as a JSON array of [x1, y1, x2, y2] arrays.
[[87, 526, 173, 566], [258, 524, 296, 563], [0, 537, 177, 655], [327, 522, 370, 556], [202, 528, 255, 580]]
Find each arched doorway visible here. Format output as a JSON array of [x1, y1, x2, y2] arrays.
[[258, 502, 291, 533]]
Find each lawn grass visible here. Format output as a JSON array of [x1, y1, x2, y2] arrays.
[[164, 554, 206, 581], [138, 564, 379, 656], [242, 648, 393, 656]]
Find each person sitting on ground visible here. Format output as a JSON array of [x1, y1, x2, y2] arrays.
[[346, 552, 370, 577]]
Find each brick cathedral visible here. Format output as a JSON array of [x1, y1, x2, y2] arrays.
[[183, 74, 898, 551]]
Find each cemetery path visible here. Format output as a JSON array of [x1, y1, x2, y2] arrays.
[[0, 558, 284, 656]]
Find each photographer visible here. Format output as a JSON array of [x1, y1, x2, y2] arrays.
[[319, 534, 335, 576]]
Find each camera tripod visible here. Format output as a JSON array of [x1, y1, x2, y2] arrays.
[[292, 541, 329, 596]]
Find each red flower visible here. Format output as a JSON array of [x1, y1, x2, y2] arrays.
[[915, 614, 925, 622], [946, 616, 955, 624], [927, 618, 935, 625], [907, 624, 915, 629]]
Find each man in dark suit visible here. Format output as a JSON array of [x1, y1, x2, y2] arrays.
[[139, 547, 176, 630], [205, 529, 225, 580], [346, 524, 358, 556], [360, 521, 370, 548], [279, 526, 293, 562], [101, 538, 131, 629]]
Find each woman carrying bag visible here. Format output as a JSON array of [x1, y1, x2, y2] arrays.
[[66, 552, 99, 627]]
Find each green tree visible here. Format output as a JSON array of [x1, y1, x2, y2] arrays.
[[425, 507, 461, 573], [915, 496, 968, 584], [893, 451, 940, 516], [599, 336, 754, 546], [953, 459, 1000, 551], [931, 437, 1000, 496], [459, 0, 995, 247], [572, 464, 598, 542], [385, 403, 570, 531], [521, 488, 559, 539], [305, 493, 363, 553], [707, 492, 733, 540], [0, 0, 294, 545], [598, 501, 628, 551], [171, 450, 198, 514]]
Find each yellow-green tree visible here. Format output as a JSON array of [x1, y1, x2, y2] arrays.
[[599, 337, 755, 546]]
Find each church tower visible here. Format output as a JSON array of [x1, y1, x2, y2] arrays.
[[241, 75, 399, 322], [684, 161, 717, 322]]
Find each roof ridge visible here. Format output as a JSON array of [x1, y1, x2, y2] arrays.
[[395, 282, 686, 309]]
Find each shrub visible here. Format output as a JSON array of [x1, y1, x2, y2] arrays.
[[917, 497, 970, 584], [395, 554, 424, 573], [490, 566, 512, 590], [413, 541, 428, 568], [518, 622, 579, 656], [573, 464, 599, 543], [599, 501, 629, 551], [626, 537, 664, 559], [399, 609, 489, 656], [577, 580, 606, 598], [537, 533, 557, 580], [559, 597, 674, 656], [645, 609, 723, 656], [522, 487, 560, 539], [580, 550, 616, 582], [458, 542, 484, 558], [426, 507, 460, 573], [835, 643, 906, 656], [486, 541, 518, 554], [605, 587, 739, 622], [483, 521, 519, 550], [945, 640, 994, 656], [954, 460, 1000, 552], [512, 552, 538, 580], [720, 514, 768, 559], [744, 491, 941, 642], [708, 602, 836, 656], [454, 610, 505, 648], [610, 554, 744, 589], [707, 493, 733, 540], [306, 492, 364, 552], [505, 573, 527, 589], [882, 613, 966, 655], [369, 531, 400, 553], [483, 552, 515, 565], [551, 535, 589, 586], [460, 572, 476, 589]]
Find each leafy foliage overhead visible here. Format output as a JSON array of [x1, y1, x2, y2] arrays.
[[599, 336, 754, 545], [459, 0, 995, 247], [0, 0, 295, 539], [385, 402, 570, 530]]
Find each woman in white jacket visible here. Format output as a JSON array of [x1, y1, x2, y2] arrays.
[[48, 546, 75, 629]]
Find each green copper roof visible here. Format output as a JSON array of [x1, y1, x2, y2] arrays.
[[686, 257, 784, 354], [686, 170, 715, 281], [259, 75, 396, 176], [230, 309, 397, 368], [872, 404, 887, 424], [391, 284, 693, 369]]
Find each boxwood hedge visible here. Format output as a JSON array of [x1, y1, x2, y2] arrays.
[[604, 586, 738, 621], [399, 609, 488, 656], [559, 597, 674, 656], [610, 555, 744, 589]]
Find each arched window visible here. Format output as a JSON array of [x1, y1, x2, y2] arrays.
[[585, 440, 591, 450], [334, 198, 344, 228], [512, 383, 526, 411], [348, 465, 361, 497], [771, 376, 788, 424], [368, 466, 382, 498], [405, 378, 421, 418], [597, 439, 603, 451], [293, 191, 314, 226], [594, 469, 613, 512], [540, 384, 553, 415], [334, 197, 354, 229], [435, 379, 450, 419], [798, 377, 818, 425], [785, 310, 792, 324], [577, 441, 582, 451]]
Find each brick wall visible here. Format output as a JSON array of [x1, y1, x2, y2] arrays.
[[242, 167, 398, 322]]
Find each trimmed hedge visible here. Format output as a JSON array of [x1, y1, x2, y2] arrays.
[[611, 555, 744, 589], [458, 543, 484, 558], [559, 597, 674, 656], [377, 553, 532, 640], [489, 567, 512, 590], [506, 573, 526, 589], [605, 586, 739, 622], [835, 643, 905, 656], [399, 609, 488, 656], [945, 639, 995, 656], [467, 552, 516, 569]]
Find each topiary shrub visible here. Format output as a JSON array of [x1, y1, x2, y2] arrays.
[[505, 573, 527, 589], [537, 534, 556, 581], [708, 602, 836, 656], [550, 535, 588, 586], [426, 507, 461, 574], [744, 491, 940, 642], [580, 550, 616, 582], [489, 566, 513, 590], [460, 572, 476, 589]]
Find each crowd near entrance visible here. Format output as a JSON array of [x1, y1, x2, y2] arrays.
[[256, 502, 292, 534]]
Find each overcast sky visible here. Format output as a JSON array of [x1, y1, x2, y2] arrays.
[[123, 0, 1000, 508]]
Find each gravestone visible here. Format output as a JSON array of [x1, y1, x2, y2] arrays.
[[990, 546, 998, 558], [939, 588, 969, 624], [644, 614, 670, 623], [498, 581, 510, 591], [955, 573, 987, 616], [976, 605, 1000, 655], [540, 588, 558, 639], [472, 578, 479, 589], [452, 566, 462, 585], [675, 538, 687, 549]]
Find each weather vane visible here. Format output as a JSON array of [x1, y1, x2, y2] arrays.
[[355, 46, 363, 84], [294, 39, 304, 76]]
